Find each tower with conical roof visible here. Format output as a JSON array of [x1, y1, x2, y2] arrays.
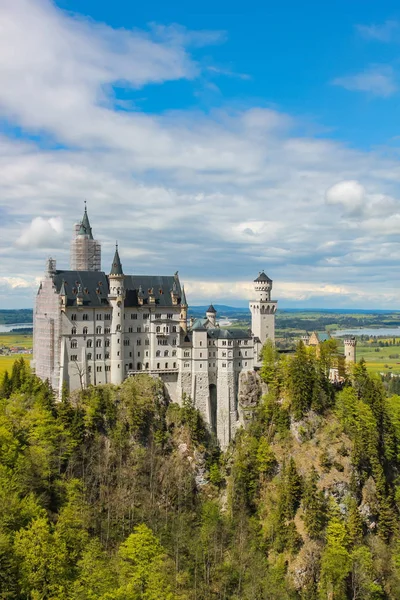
[[108, 244, 125, 385], [206, 304, 217, 327], [70, 202, 101, 271], [249, 271, 277, 363], [180, 285, 188, 333]]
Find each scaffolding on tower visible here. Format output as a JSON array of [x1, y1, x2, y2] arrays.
[[70, 222, 101, 271]]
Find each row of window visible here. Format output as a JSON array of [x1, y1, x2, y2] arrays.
[[71, 312, 177, 323], [130, 313, 174, 320], [155, 325, 177, 333], [71, 325, 178, 335]]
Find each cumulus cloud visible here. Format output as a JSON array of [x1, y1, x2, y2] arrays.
[[325, 180, 366, 214], [16, 216, 63, 249], [332, 66, 397, 97]]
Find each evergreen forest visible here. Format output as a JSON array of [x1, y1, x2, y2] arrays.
[[2, 343, 400, 599]]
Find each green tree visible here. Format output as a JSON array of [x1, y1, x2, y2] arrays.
[[302, 467, 327, 539], [14, 516, 69, 599], [256, 437, 276, 477], [287, 341, 315, 419], [319, 515, 351, 600], [350, 546, 383, 599], [111, 523, 177, 600]]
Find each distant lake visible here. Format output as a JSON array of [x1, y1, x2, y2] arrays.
[[334, 327, 400, 337], [0, 323, 33, 333]]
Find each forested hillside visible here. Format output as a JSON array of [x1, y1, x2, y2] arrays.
[[2, 347, 400, 599]]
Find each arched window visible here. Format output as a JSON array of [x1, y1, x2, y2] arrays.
[[71, 339, 77, 349], [173, 362, 176, 368], [83, 327, 88, 335], [71, 327, 76, 335], [87, 339, 92, 348], [96, 339, 102, 347], [137, 363, 141, 370], [145, 362, 149, 369], [172, 325, 177, 332], [96, 326, 102, 334], [156, 326, 161, 333], [116, 324, 121, 332], [87, 353, 92, 360], [165, 362, 169, 369], [156, 350, 161, 357], [164, 350, 169, 357], [157, 363, 160, 369]]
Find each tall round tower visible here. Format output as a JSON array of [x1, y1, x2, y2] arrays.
[[249, 272, 277, 343], [108, 244, 125, 385], [344, 337, 356, 364], [70, 202, 101, 271]]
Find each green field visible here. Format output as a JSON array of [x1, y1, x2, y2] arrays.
[[355, 342, 400, 376], [0, 333, 32, 378], [0, 355, 28, 377], [0, 333, 32, 349]]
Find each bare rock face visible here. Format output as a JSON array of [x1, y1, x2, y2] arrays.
[[238, 371, 267, 424]]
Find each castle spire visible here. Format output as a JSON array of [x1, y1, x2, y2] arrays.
[[181, 285, 187, 307], [78, 201, 93, 239], [110, 243, 123, 276]]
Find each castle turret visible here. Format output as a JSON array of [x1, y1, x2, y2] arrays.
[[206, 304, 217, 327], [344, 337, 356, 364], [180, 286, 188, 333], [108, 244, 125, 385], [249, 271, 277, 364], [70, 202, 101, 271]]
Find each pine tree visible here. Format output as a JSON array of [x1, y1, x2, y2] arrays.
[[302, 467, 326, 539]]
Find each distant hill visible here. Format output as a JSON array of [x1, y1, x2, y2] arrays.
[[189, 305, 250, 317], [0, 309, 33, 325]]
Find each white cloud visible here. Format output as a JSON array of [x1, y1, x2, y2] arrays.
[[2, 1, 400, 308], [16, 216, 63, 249], [325, 180, 366, 214], [332, 66, 397, 97], [357, 20, 400, 43], [0, 277, 32, 289]]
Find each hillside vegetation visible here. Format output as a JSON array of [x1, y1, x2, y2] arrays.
[[1, 347, 400, 598]]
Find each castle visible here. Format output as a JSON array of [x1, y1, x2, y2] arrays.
[[32, 206, 276, 447]]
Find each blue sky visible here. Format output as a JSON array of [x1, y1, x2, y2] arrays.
[[2, 0, 400, 308]]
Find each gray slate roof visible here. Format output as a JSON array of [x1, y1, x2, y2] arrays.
[[207, 328, 252, 340], [192, 318, 208, 330], [52, 271, 184, 308], [53, 271, 110, 307], [254, 271, 272, 283], [110, 246, 123, 276], [206, 304, 217, 314], [78, 206, 94, 239], [124, 275, 183, 307]]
